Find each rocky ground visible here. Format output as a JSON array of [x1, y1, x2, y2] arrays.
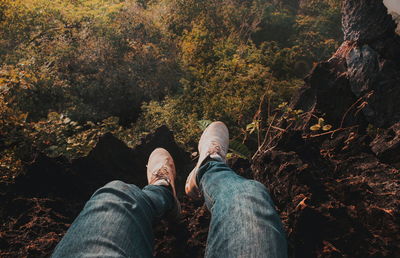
[[252, 0, 400, 256], [1, 0, 399, 257]]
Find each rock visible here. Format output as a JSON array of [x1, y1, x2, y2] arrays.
[[342, 0, 396, 42], [345, 45, 400, 127], [291, 59, 362, 128], [370, 122, 400, 168], [346, 45, 379, 98], [254, 128, 400, 257], [253, 0, 400, 256], [0, 126, 193, 257], [342, 0, 400, 127], [291, 0, 400, 128]]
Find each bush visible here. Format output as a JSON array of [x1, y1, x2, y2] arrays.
[[0, 0, 181, 123], [137, 38, 301, 147], [0, 0, 342, 160]]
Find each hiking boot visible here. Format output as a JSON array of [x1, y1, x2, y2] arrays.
[[147, 148, 181, 220], [185, 121, 229, 198]]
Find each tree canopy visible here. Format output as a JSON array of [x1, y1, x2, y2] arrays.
[[0, 0, 342, 180]]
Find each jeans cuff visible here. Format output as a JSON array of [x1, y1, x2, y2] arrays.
[[196, 160, 225, 186]]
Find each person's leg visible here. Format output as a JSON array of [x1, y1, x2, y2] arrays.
[[52, 180, 174, 258], [198, 161, 288, 258], [186, 121, 287, 257]]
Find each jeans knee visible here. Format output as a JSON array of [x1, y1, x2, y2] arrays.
[[103, 180, 130, 191], [231, 180, 274, 204], [91, 180, 138, 202]]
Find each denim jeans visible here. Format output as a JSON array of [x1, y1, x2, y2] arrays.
[[52, 161, 287, 258]]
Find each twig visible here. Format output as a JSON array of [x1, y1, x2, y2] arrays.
[[266, 78, 273, 119], [268, 122, 292, 144], [252, 120, 293, 161], [340, 91, 373, 128], [252, 113, 276, 160], [302, 125, 358, 139], [254, 93, 267, 148], [270, 125, 286, 132]]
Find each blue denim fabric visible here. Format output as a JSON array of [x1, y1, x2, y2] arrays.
[[52, 181, 174, 258], [198, 161, 288, 258], [53, 162, 287, 258]]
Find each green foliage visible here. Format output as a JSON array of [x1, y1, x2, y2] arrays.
[[0, 65, 67, 120], [137, 37, 302, 147], [197, 120, 213, 131], [165, 0, 268, 40], [278, 102, 304, 121], [0, 0, 180, 123], [229, 139, 252, 160], [252, 7, 296, 45], [135, 97, 202, 145], [251, 0, 342, 78], [0, 0, 343, 181], [246, 120, 261, 135], [30, 114, 122, 159]]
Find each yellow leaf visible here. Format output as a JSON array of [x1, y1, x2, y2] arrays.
[[226, 153, 233, 160], [322, 124, 332, 131], [310, 124, 321, 131]]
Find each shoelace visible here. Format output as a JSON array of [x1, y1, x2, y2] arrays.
[[207, 141, 223, 155], [151, 162, 171, 184]]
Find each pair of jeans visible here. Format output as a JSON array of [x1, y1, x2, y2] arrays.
[[52, 161, 287, 257]]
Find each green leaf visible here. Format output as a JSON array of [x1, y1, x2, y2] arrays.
[[229, 140, 251, 159], [226, 153, 234, 160], [246, 122, 255, 131], [322, 124, 332, 131], [310, 124, 321, 131], [246, 121, 258, 134], [197, 120, 212, 131]]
